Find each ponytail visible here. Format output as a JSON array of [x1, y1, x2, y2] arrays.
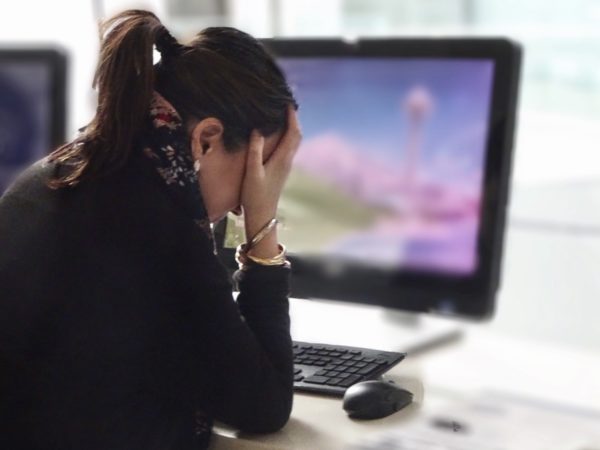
[[49, 9, 298, 189], [48, 10, 170, 188]]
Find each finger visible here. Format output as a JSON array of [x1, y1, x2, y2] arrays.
[[285, 104, 302, 143], [284, 105, 302, 159], [247, 129, 265, 171], [269, 106, 302, 165], [287, 103, 301, 133]]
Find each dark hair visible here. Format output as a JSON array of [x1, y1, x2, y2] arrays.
[[48, 9, 297, 188]]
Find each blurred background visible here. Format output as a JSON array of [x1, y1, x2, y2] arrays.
[[1, 0, 599, 353]]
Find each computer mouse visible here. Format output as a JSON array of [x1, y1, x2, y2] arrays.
[[342, 379, 413, 420]]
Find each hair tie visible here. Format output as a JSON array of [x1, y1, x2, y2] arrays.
[[155, 27, 183, 60]]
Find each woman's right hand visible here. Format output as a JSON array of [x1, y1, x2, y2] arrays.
[[240, 105, 302, 243]]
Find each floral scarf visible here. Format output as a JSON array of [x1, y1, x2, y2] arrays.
[[137, 91, 216, 447], [138, 91, 217, 255]]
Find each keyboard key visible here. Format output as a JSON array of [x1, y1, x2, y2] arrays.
[[349, 350, 361, 355], [294, 368, 302, 375], [313, 360, 326, 367], [314, 369, 329, 376], [338, 374, 362, 388], [363, 357, 375, 363], [357, 364, 379, 376], [303, 375, 330, 385], [355, 362, 368, 368], [294, 374, 304, 382], [326, 377, 344, 386], [345, 367, 359, 374], [340, 354, 353, 360], [374, 358, 388, 365]]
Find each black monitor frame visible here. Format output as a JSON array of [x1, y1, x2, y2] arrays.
[[215, 38, 521, 321], [0, 47, 68, 153]]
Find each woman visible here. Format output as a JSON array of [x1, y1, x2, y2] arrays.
[[0, 9, 301, 450]]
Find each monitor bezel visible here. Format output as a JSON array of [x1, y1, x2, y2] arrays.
[[215, 38, 521, 320]]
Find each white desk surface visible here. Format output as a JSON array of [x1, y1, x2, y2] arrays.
[[211, 298, 600, 449]]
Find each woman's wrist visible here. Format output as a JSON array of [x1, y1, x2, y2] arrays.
[[235, 212, 290, 270], [244, 207, 277, 238], [246, 230, 279, 259]]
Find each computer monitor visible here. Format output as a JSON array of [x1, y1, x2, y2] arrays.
[[0, 48, 67, 194], [215, 38, 521, 321]]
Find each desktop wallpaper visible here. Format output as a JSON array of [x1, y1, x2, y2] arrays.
[[226, 57, 495, 275]]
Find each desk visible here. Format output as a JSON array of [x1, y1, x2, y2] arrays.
[[211, 298, 600, 449]]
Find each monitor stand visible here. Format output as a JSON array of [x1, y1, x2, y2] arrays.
[[288, 297, 463, 355]]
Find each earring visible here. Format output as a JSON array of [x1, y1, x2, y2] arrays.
[[193, 159, 201, 174]]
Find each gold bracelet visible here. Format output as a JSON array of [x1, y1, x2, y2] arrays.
[[247, 244, 287, 265], [236, 243, 286, 265], [248, 218, 279, 250], [235, 243, 290, 270]]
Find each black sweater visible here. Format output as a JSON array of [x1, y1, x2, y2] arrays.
[[0, 154, 293, 450]]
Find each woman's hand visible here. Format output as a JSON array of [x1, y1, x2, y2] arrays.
[[241, 105, 302, 254]]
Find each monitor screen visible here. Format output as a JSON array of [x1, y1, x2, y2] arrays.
[[0, 49, 66, 194], [283, 57, 494, 276], [225, 57, 495, 276], [216, 38, 521, 319]]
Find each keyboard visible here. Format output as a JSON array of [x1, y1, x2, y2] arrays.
[[292, 340, 406, 397]]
